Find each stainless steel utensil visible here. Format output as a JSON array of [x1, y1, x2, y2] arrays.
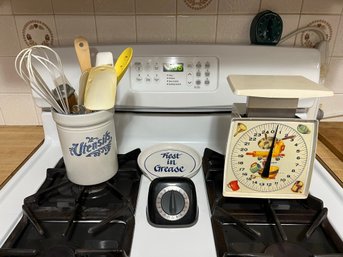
[[15, 45, 73, 114]]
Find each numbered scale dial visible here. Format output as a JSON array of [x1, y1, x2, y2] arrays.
[[223, 118, 318, 199]]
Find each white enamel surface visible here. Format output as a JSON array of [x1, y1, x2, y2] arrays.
[[1, 45, 342, 256]]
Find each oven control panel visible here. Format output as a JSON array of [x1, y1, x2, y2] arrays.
[[130, 56, 218, 92]]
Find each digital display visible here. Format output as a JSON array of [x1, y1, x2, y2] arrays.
[[163, 63, 184, 72]]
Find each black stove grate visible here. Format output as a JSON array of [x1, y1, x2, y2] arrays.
[[202, 148, 343, 257], [0, 149, 142, 257]]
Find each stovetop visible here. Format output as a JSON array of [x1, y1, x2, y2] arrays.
[[0, 149, 142, 257], [203, 148, 343, 257]]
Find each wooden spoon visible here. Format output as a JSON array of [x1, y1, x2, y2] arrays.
[[74, 36, 91, 73]]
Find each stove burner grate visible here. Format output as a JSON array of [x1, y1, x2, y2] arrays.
[[0, 149, 142, 257], [203, 148, 343, 257]]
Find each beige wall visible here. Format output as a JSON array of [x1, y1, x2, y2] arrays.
[[0, 0, 342, 124]]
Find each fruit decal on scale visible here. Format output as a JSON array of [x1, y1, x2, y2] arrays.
[[223, 118, 317, 198]]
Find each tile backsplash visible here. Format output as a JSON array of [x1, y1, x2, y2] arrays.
[[1, 0, 343, 124]]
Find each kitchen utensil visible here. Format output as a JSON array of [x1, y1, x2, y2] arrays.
[[114, 47, 133, 83], [15, 45, 72, 114], [83, 65, 117, 111], [74, 36, 92, 73], [96, 52, 114, 66]]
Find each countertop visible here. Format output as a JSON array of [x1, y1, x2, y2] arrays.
[[0, 123, 342, 189], [0, 126, 44, 188]]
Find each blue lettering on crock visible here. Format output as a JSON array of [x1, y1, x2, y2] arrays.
[[69, 131, 112, 157]]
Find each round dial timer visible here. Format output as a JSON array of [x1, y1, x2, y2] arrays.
[[223, 118, 317, 199]]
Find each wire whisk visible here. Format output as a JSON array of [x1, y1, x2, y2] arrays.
[[15, 45, 72, 114]]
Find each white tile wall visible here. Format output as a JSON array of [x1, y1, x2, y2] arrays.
[[55, 15, 97, 45], [96, 16, 136, 44], [0, 0, 12, 15], [94, 0, 135, 15], [0, 16, 20, 56], [216, 15, 253, 44], [136, 0, 176, 14], [1, 0, 343, 124], [261, 0, 302, 14], [52, 0, 94, 14], [218, 0, 260, 14], [137, 16, 176, 42], [177, 15, 216, 43]]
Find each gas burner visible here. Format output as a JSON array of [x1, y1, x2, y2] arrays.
[[203, 148, 343, 257], [81, 183, 109, 200], [1, 149, 142, 257]]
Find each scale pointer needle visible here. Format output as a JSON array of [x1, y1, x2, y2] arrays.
[[261, 125, 279, 179]]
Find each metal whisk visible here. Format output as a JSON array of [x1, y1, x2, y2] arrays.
[[15, 45, 72, 114]]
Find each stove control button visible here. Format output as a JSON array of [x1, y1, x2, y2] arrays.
[[205, 78, 210, 85], [196, 79, 201, 85], [136, 74, 143, 81], [134, 62, 143, 72], [154, 63, 159, 71], [145, 75, 151, 83], [196, 61, 202, 69], [205, 70, 210, 77], [154, 74, 160, 82], [196, 70, 201, 77], [187, 73, 193, 85], [205, 61, 210, 69]]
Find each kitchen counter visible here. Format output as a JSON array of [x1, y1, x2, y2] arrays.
[[0, 126, 44, 188], [317, 122, 343, 187], [0, 123, 342, 189]]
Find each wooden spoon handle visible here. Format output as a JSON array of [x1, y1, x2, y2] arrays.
[[74, 36, 91, 73]]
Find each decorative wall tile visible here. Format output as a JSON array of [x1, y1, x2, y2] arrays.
[[94, 0, 135, 15], [295, 15, 340, 56], [178, 0, 218, 14], [15, 16, 57, 48], [52, 0, 94, 14], [324, 58, 343, 94], [216, 15, 253, 44], [302, 0, 343, 15], [177, 15, 216, 43], [0, 0, 12, 15], [55, 15, 97, 46], [278, 15, 300, 46], [12, 0, 53, 14], [0, 16, 20, 56], [0, 94, 39, 125], [136, 0, 176, 14], [137, 16, 176, 43], [0, 57, 31, 93], [260, 0, 302, 14], [96, 16, 136, 44], [218, 0, 260, 14]]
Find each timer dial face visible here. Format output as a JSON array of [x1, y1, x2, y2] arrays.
[[223, 118, 317, 199], [250, 10, 283, 45], [156, 186, 190, 221]]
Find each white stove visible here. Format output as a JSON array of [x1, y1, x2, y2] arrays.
[[0, 44, 342, 257]]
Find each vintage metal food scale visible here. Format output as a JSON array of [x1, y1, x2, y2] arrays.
[[223, 75, 333, 199]]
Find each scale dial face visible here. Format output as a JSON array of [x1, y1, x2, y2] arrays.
[[223, 118, 318, 199]]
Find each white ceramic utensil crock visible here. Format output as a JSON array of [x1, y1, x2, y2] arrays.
[[52, 109, 118, 185]]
